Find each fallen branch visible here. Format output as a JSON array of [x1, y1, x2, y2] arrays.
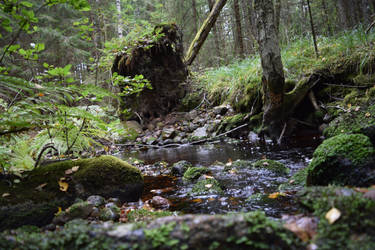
[[190, 123, 248, 145], [117, 123, 249, 149], [322, 83, 372, 89], [34, 143, 60, 168]]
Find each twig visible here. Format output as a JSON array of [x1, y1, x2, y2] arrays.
[[34, 143, 59, 168], [366, 20, 375, 34], [308, 91, 320, 111], [190, 123, 249, 145], [277, 123, 287, 145], [322, 83, 372, 89]]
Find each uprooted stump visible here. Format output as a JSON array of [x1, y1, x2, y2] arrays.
[[112, 24, 188, 122]]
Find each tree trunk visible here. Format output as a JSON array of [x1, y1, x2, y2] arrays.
[[274, 0, 281, 35], [321, 0, 333, 35], [208, 0, 222, 64], [240, 0, 254, 54], [253, 0, 285, 139], [307, 0, 319, 57], [185, 0, 228, 66], [233, 0, 244, 58], [116, 0, 123, 38], [192, 0, 199, 34]]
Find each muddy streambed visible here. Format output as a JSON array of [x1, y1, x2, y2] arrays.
[[120, 137, 320, 217]]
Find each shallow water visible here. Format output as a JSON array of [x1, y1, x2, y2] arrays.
[[121, 137, 320, 217]]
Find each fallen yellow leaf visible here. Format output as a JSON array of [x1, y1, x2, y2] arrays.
[[268, 192, 286, 199], [325, 207, 341, 224], [58, 178, 69, 192], [55, 207, 63, 216], [365, 112, 371, 118]]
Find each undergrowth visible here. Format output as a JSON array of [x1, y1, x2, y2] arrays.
[[198, 27, 375, 109]]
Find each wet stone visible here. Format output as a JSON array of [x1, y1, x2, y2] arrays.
[[87, 195, 106, 207]]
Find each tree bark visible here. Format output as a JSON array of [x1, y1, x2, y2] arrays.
[[208, 0, 222, 64], [192, 0, 199, 34], [307, 0, 319, 57], [321, 0, 333, 35], [185, 0, 228, 66], [233, 0, 244, 58], [274, 0, 281, 35], [240, 0, 255, 54], [116, 0, 123, 38], [253, 0, 285, 139]]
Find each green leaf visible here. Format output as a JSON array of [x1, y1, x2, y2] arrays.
[[20, 1, 33, 7], [8, 44, 20, 53]]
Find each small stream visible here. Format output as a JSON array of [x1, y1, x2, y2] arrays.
[[120, 137, 320, 217]]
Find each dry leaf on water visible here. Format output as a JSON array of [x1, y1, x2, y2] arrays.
[[325, 207, 341, 224]]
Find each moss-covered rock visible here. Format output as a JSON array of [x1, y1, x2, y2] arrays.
[[0, 212, 304, 249], [53, 201, 94, 225], [182, 167, 208, 182], [297, 186, 375, 249], [323, 103, 375, 144], [306, 134, 375, 186], [125, 209, 175, 223], [0, 156, 143, 230], [216, 113, 247, 134], [252, 159, 290, 175], [191, 178, 223, 195], [279, 167, 308, 191], [170, 160, 192, 177]]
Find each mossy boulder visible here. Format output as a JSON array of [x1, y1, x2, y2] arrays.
[[306, 134, 375, 186], [216, 113, 248, 135], [182, 167, 208, 182], [0, 212, 304, 249], [323, 103, 375, 144], [0, 156, 143, 230], [191, 178, 223, 196], [297, 186, 375, 249], [252, 159, 290, 175], [170, 160, 192, 177]]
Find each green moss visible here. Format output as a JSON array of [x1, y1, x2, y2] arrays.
[[73, 156, 143, 193], [0, 219, 115, 249], [144, 222, 179, 248], [252, 159, 290, 175], [323, 104, 375, 138], [307, 134, 375, 186], [228, 211, 304, 249], [298, 186, 375, 249], [0, 156, 143, 230], [191, 178, 223, 195], [279, 167, 308, 191], [182, 167, 208, 182], [235, 83, 262, 112], [217, 113, 247, 133], [343, 90, 360, 105], [126, 209, 174, 223]]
